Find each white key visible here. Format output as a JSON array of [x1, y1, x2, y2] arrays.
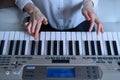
[[82, 32, 87, 40], [3, 32, 10, 55], [76, 32, 82, 56], [45, 32, 51, 55], [28, 32, 36, 55], [97, 33, 104, 55], [86, 32, 92, 55], [92, 32, 97, 40], [66, 32, 71, 40], [14, 32, 20, 40], [24, 32, 30, 55], [71, 32, 76, 56], [102, 32, 108, 40], [29, 34, 34, 40], [56, 32, 61, 40], [107, 32, 114, 55], [71, 32, 76, 41], [0, 31, 4, 40], [50, 32, 56, 55], [19, 32, 25, 55], [92, 32, 98, 55], [9, 32, 15, 40], [51, 32, 56, 40], [112, 32, 120, 55], [66, 32, 72, 55], [8, 32, 15, 55], [87, 32, 92, 40], [13, 32, 20, 55], [56, 32, 60, 55], [102, 32, 108, 55], [40, 32, 46, 55], [81, 32, 87, 55], [61, 32, 66, 55], [118, 32, 120, 47], [0, 32, 5, 55], [117, 32, 120, 55], [46, 32, 51, 40]]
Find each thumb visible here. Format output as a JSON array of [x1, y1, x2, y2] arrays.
[[42, 18, 48, 25], [82, 10, 91, 20], [24, 22, 29, 29]]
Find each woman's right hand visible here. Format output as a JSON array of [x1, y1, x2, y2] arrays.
[[24, 3, 48, 40]]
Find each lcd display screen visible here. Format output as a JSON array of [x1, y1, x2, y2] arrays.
[[47, 67, 75, 78]]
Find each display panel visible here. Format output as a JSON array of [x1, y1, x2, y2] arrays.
[[47, 67, 75, 78]]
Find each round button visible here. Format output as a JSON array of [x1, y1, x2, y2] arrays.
[[6, 71, 10, 75]]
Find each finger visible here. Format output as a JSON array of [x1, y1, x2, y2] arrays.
[[25, 22, 29, 27], [43, 18, 48, 25], [89, 19, 95, 32], [83, 11, 90, 20], [31, 19, 37, 33], [24, 22, 29, 29], [95, 19, 104, 34], [27, 22, 32, 34], [34, 20, 42, 40], [97, 24, 101, 34], [100, 25, 104, 33]]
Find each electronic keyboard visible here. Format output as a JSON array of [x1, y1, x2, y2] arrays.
[[0, 31, 120, 80]]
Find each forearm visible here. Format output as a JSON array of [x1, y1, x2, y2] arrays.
[[24, 3, 40, 15], [83, 0, 94, 9]]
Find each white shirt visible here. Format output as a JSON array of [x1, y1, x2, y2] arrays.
[[16, 0, 98, 30]]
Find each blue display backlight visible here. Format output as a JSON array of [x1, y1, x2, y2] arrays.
[[47, 67, 75, 78]]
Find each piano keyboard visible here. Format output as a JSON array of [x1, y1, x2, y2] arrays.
[[0, 31, 120, 56]]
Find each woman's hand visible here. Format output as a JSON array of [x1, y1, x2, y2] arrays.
[[82, 0, 104, 34], [24, 3, 48, 40]]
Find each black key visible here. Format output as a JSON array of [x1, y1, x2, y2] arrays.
[[0, 40, 5, 55], [53, 41, 57, 55], [68, 41, 73, 55], [21, 40, 26, 55], [47, 41, 51, 55], [96, 41, 102, 55], [75, 41, 80, 55], [84, 41, 89, 55], [90, 41, 96, 55], [112, 41, 118, 55], [15, 40, 20, 55], [59, 41, 63, 55], [37, 41, 42, 55], [105, 41, 112, 55], [8, 40, 14, 55], [30, 40, 36, 55]]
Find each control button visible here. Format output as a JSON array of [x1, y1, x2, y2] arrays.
[[92, 57, 96, 60], [13, 61, 18, 65], [45, 57, 50, 60], [3, 67, 8, 69], [114, 57, 119, 60], [71, 57, 76, 60], [118, 62, 120, 66], [13, 71, 20, 75], [66, 57, 70, 60], [6, 71, 10, 75], [108, 61, 112, 64], [117, 68, 120, 71], [26, 66, 35, 70], [61, 57, 66, 60]]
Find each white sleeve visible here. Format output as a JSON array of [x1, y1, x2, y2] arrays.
[[15, 0, 33, 10]]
